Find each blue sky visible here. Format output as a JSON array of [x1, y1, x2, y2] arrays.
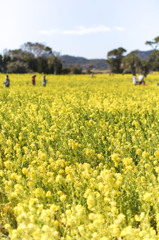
[[0, 0, 159, 59]]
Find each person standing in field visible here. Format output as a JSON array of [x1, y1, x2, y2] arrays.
[[132, 75, 139, 85], [32, 75, 36, 85], [4, 75, 10, 87], [138, 74, 146, 85], [42, 76, 47, 86]]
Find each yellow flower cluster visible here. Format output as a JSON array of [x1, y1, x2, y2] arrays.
[[0, 73, 159, 239]]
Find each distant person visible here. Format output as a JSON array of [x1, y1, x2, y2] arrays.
[[91, 73, 94, 78], [4, 75, 10, 87], [32, 75, 36, 85], [42, 76, 47, 86], [138, 74, 145, 85], [132, 75, 139, 85]]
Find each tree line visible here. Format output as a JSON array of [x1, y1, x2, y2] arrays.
[[0, 42, 83, 74], [1, 37, 159, 75], [106, 36, 159, 76]]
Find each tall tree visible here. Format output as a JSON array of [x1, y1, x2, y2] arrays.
[[21, 42, 53, 58], [37, 57, 49, 73], [0, 55, 3, 72], [48, 56, 62, 75], [6, 61, 29, 73], [70, 64, 83, 74], [4, 49, 34, 60], [145, 36, 159, 71], [86, 64, 94, 74], [4, 49, 37, 73], [106, 47, 126, 73], [139, 59, 152, 77], [1, 55, 11, 73], [0, 42, 63, 74], [148, 50, 159, 71], [145, 36, 159, 50], [121, 51, 141, 75]]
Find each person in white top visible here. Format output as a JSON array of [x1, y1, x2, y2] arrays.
[[138, 74, 145, 85], [132, 75, 139, 85]]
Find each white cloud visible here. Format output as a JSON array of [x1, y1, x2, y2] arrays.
[[63, 25, 111, 35], [39, 25, 126, 36], [114, 26, 126, 31]]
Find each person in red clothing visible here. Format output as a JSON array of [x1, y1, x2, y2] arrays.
[[32, 75, 36, 85]]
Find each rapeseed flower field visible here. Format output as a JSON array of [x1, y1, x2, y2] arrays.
[[0, 73, 159, 239]]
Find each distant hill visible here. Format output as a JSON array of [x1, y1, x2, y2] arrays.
[[126, 50, 153, 59], [137, 50, 153, 59], [60, 50, 153, 70], [60, 55, 109, 70]]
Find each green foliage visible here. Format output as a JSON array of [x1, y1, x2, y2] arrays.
[[148, 50, 159, 71], [145, 36, 159, 71], [106, 47, 126, 73], [48, 56, 63, 75], [86, 64, 94, 74], [37, 57, 49, 73], [139, 59, 152, 77], [6, 61, 29, 73], [62, 67, 71, 74], [21, 42, 53, 58], [0, 42, 63, 74], [145, 36, 159, 50], [70, 64, 83, 74], [121, 51, 141, 75]]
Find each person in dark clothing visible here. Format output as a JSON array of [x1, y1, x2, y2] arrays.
[[4, 75, 10, 87], [43, 76, 47, 86], [32, 75, 36, 85]]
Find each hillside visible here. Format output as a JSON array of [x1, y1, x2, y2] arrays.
[[60, 50, 153, 70], [137, 50, 153, 59], [60, 55, 109, 70]]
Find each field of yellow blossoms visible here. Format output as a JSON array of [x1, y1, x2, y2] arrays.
[[0, 73, 159, 240]]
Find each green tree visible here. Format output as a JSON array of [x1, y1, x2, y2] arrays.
[[4, 49, 37, 72], [5, 49, 34, 60], [145, 36, 159, 71], [86, 64, 94, 74], [62, 67, 71, 74], [48, 56, 62, 75], [37, 57, 49, 73], [21, 42, 53, 58], [106, 47, 126, 73], [1, 55, 11, 73], [6, 61, 29, 73], [1, 42, 62, 74], [0, 55, 3, 72], [121, 51, 141, 75], [70, 64, 83, 74], [145, 36, 159, 50], [139, 59, 152, 77]]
